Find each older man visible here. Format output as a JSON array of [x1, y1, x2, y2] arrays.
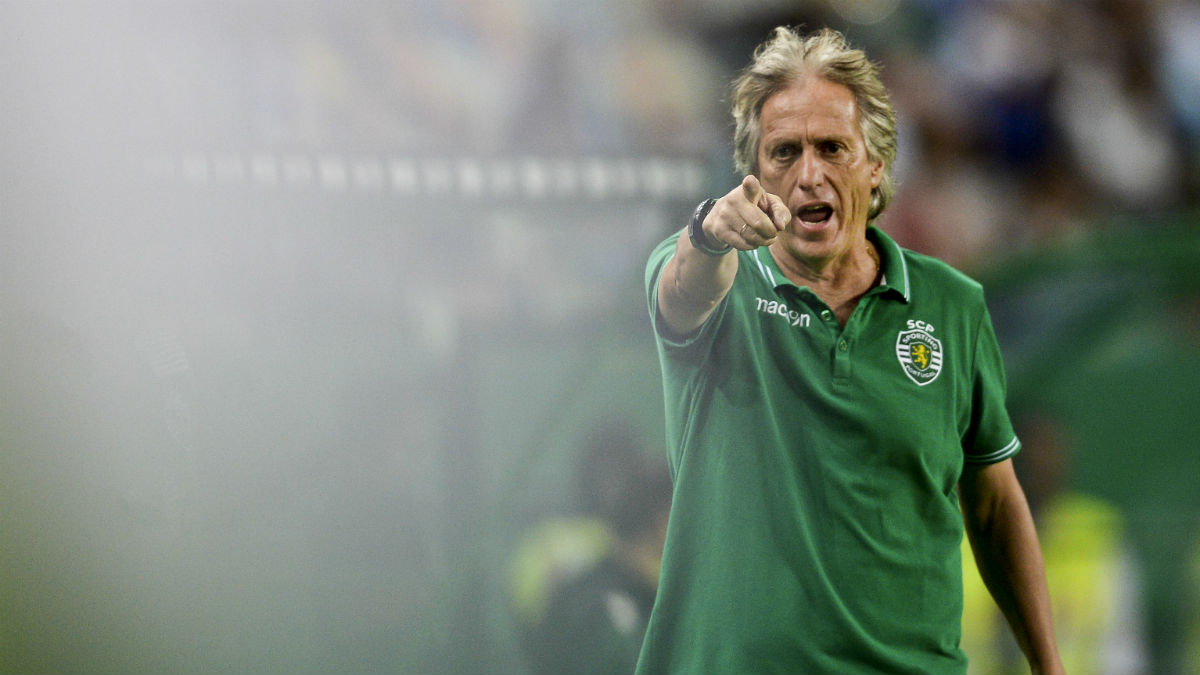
[[639, 26, 1063, 675]]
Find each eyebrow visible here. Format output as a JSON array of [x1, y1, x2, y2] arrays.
[[765, 133, 854, 149]]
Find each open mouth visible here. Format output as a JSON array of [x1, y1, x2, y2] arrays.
[[798, 204, 834, 224]]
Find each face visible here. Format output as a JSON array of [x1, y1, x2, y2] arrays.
[[757, 74, 883, 269]]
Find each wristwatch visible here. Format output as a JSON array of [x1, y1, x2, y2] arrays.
[[688, 198, 731, 256]]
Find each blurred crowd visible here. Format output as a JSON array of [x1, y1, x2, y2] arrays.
[[12, 0, 1200, 272], [876, 0, 1200, 270], [12, 0, 1200, 326], [99, 0, 1200, 271]]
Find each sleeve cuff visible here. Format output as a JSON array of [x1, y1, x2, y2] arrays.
[[964, 436, 1021, 464]]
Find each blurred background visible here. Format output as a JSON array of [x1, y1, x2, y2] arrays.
[[1, 0, 1198, 673]]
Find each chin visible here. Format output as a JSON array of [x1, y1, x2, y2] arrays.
[[786, 221, 857, 256]]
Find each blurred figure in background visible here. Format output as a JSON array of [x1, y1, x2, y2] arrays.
[[962, 410, 1148, 675], [508, 422, 672, 675]]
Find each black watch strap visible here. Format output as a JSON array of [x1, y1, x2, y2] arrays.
[[688, 198, 731, 256]]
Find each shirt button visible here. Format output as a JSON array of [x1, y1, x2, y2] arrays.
[[820, 309, 833, 322], [837, 339, 848, 352]]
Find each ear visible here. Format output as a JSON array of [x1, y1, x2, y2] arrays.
[[869, 159, 884, 189]]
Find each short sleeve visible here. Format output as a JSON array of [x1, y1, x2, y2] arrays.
[[962, 302, 1021, 464], [644, 231, 726, 354]]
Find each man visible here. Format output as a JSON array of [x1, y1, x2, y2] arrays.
[[639, 26, 1063, 675], [509, 423, 672, 674]]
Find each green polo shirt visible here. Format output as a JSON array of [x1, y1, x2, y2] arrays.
[[638, 226, 1018, 675]]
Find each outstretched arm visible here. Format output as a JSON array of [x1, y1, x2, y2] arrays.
[[657, 175, 790, 337], [959, 459, 1064, 675]]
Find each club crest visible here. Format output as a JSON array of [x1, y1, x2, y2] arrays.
[[896, 327, 943, 386]]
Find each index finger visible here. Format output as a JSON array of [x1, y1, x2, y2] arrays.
[[740, 174, 765, 206], [743, 175, 788, 230]]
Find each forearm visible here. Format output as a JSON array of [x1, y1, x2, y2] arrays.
[[961, 463, 1064, 675], [657, 230, 738, 336]]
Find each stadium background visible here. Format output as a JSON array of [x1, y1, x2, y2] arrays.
[[2, 1, 1198, 673]]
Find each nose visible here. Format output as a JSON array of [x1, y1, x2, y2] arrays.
[[794, 150, 823, 192]]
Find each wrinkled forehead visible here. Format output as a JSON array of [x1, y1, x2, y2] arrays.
[[759, 76, 863, 142]]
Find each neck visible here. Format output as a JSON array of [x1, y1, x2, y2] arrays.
[[771, 238, 880, 325], [772, 237, 880, 292]]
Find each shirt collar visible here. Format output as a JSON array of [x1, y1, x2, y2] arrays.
[[747, 225, 910, 303], [867, 225, 911, 302]]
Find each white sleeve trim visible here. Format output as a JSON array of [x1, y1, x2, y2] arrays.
[[965, 435, 1021, 464]]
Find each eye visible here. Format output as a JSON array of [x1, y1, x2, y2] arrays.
[[771, 143, 798, 161], [819, 141, 845, 156]]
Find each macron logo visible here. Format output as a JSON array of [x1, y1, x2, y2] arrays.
[[756, 297, 811, 327]]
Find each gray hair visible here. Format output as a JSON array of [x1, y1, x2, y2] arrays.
[[731, 26, 898, 220]]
